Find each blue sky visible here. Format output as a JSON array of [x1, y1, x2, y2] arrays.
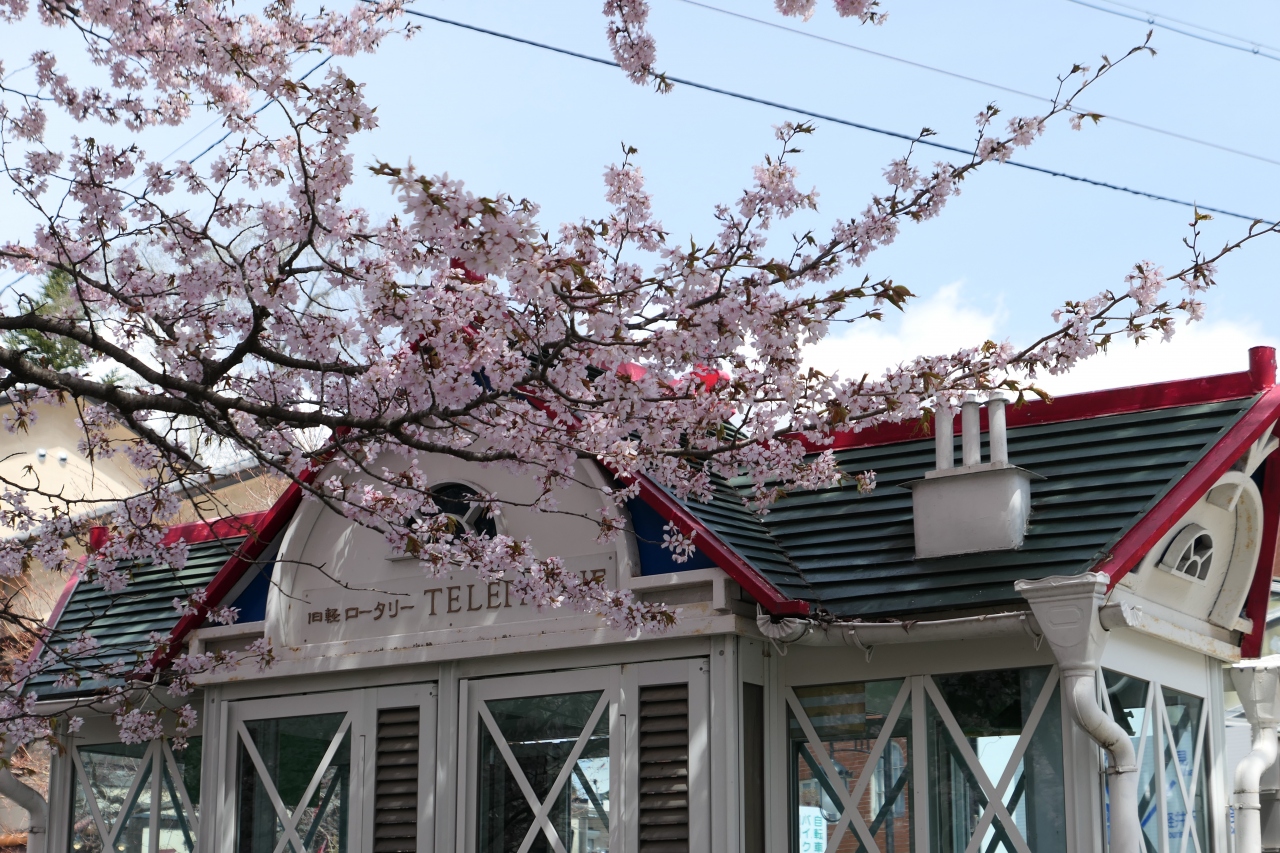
[[4, 0, 1279, 393]]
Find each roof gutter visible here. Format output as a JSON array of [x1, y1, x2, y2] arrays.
[[754, 608, 1043, 655]]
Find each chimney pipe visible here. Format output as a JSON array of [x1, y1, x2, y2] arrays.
[[988, 392, 1008, 465], [935, 405, 954, 471], [961, 394, 981, 467]]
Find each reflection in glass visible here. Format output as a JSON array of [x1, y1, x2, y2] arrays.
[[1162, 687, 1208, 853], [477, 691, 610, 853], [789, 679, 912, 853], [237, 713, 350, 853], [72, 742, 151, 853], [1104, 671, 1160, 853], [927, 667, 1064, 853]]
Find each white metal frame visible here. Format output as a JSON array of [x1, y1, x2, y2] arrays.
[[785, 667, 1062, 853], [1098, 668, 1211, 853], [458, 658, 711, 853], [70, 737, 201, 853], [460, 666, 623, 853], [218, 689, 370, 853]]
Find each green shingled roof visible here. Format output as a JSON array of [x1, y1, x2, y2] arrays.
[[25, 536, 243, 698], [684, 397, 1256, 619]]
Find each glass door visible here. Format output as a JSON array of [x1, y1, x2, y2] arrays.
[[462, 668, 623, 853]]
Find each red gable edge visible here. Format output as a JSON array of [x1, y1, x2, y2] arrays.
[[26, 556, 86, 672], [1098, 380, 1280, 589], [632, 477, 811, 617], [152, 481, 310, 671], [1242, 450, 1280, 658], [793, 346, 1275, 454]]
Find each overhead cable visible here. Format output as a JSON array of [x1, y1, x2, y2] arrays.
[[402, 7, 1274, 226], [1065, 0, 1280, 63], [675, 0, 1280, 168]]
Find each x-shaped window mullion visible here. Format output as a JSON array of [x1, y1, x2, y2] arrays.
[[922, 676, 1033, 853], [962, 669, 1060, 853], [101, 741, 159, 852], [1161, 699, 1207, 853], [71, 746, 111, 845], [822, 680, 912, 852], [161, 740, 200, 840], [477, 692, 611, 853], [784, 690, 881, 853], [236, 715, 351, 853]]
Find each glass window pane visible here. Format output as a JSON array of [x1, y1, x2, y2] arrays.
[[478, 692, 609, 853], [112, 757, 153, 853], [237, 713, 350, 853], [159, 763, 193, 853], [789, 679, 912, 853], [927, 667, 1065, 853], [1162, 687, 1208, 853], [73, 742, 151, 853], [1103, 670, 1159, 853]]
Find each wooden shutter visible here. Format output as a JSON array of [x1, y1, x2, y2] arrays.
[[375, 707, 420, 853], [638, 684, 690, 853]]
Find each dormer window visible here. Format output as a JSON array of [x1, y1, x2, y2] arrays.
[[420, 483, 498, 539], [1158, 524, 1214, 583]]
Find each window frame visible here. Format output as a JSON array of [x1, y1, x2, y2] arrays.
[[784, 666, 1065, 853], [457, 659, 710, 853], [68, 735, 202, 853]]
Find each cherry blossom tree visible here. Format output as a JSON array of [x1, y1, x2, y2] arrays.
[[0, 0, 1272, 747]]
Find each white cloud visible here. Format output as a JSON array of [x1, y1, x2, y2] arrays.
[[1033, 319, 1278, 396], [803, 282, 1273, 396], [803, 281, 1002, 381]]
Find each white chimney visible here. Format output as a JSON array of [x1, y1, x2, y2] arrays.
[[904, 392, 1040, 559]]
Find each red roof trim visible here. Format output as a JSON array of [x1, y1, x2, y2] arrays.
[[26, 555, 85, 668], [152, 481, 310, 670], [89, 511, 273, 551], [1100, 381, 1280, 588], [631, 476, 811, 617], [797, 347, 1275, 454], [1242, 450, 1280, 658]]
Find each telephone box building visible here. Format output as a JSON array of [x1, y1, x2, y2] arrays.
[[23, 346, 1280, 853]]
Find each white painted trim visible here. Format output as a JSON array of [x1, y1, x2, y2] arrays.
[[910, 676, 929, 849], [1101, 601, 1240, 662], [193, 612, 749, 687], [187, 620, 265, 656]]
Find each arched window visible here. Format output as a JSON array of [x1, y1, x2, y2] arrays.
[[421, 483, 497, 539], [1158, 524, 1214, 582]]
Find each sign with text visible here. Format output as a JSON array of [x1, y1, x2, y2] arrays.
[[296, 552, 618, 644]]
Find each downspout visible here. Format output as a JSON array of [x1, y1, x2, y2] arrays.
[[1016, 573, 1140, 853], [1230, 656, 1280, 853], [0, 742, 47, 853]]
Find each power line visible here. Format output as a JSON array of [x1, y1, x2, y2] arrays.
[[1065, 0, 1280, 63], [1093, 0, 1280, 54], [675, 0, 1280, 169], [402, 7, 1274, 226]]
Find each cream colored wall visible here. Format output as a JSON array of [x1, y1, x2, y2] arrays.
[[0, 399, 146, 537], [266, 453, 639, 650]]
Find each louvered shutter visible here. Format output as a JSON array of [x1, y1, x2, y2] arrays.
[[638, 684, 690, 853], [375, 707, 420, 853]]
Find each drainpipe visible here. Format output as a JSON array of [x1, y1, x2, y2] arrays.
[[1015, 573, 1140, 853], [0, 742, 47, 853], [1230, 656, 1280, 853]]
